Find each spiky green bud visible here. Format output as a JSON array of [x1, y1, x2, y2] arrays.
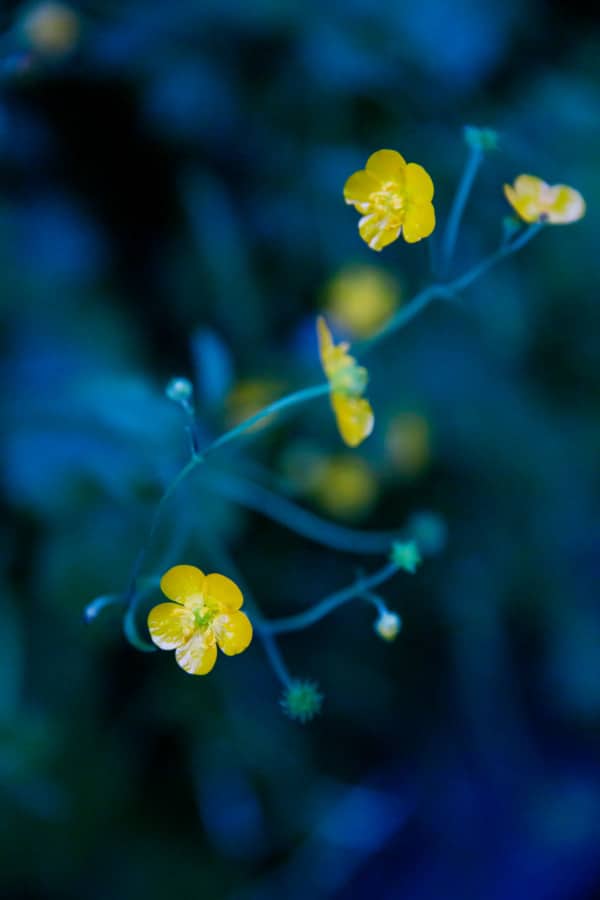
[[280, 680, 323, 724], [390, 540, 422, 574]]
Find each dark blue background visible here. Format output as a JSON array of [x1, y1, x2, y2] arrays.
[[1, 2, 599, 899]]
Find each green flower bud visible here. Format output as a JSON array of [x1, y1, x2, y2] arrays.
[[390, 540, 422, 574], [280, 680, 323, 724], [464, 126, 499, 152], [331, 362, 369, 397]]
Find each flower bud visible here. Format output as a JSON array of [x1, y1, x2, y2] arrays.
[[165, 376, 194, 407], [390, 540, 422, 574], [374, 610, 402, 642], [280, 680, 323, 724], [464, 126, 499, 152]]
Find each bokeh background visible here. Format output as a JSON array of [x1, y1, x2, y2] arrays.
[[2, 1, 600, 898]]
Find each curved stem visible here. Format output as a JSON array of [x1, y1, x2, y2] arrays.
[[84, 593, 124, 621], [440, 144, 483, 275], [203, 468, 401, 554], [259, 630, 292, 688], [119, 220, 543, 648], [359, 222, 544, 357], [260, 560, 400, 635], [123, 582, 158, 653], [204, 538, 292, 688], [356, 284, 444, 357], [201, 382, 330, 458], [361, 590, 388, 617], [124, 382, 331, 602], [446, 221, 543, 295]]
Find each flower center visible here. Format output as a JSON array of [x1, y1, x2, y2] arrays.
[[331, 361, 368, 396], [369, 183, 404, 227], [193, 608, 215, 629], [185, 594, 219, 630]]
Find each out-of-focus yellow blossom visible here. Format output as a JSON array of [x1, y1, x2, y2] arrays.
[[317, 316, 374, 448], [503, 175, 585, 225], [280, 443, 376, 519], [310, 454, 378, 519], [374, 611, 402, 642], [147, 565, 252, 675], [226, 378, 283, 433], [344, 149, 436, 250], [22, 2, 80, 56], [324, 264, 400, 338], [386, 413, 431, 478]]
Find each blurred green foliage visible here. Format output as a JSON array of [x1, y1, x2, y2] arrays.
[[1, 1, 600, 898]]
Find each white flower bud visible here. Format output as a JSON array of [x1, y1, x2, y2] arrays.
[[374, 611, 401, 642]]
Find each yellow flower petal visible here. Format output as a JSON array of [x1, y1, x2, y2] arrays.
[[504, 175, 585, 225], [366, 149, 406, 183], [331, 393, 374, 447], [503, 182, 540, 223], [160, 564, 205, 603], [358, 213, 401, 251], [213, 611, 253, 656], [317, 315, 335, 373], [546, 185, 585, 223], [405, 163, 434, 203], [204, 572, 244, 611], [345, 151, 435, 249], [513, 174, 543, 198], [402, 202, 436, 243], [147, 602, 195, 650], [343, 169, 379, 211], [175, 630, 217, 675]]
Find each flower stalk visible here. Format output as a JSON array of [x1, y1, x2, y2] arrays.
[[440, 141, 484, 275], [259, 560, 401, 635]]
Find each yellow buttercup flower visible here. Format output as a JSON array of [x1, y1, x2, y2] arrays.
[[324, 264, 400, 338], [317, 316, 374, 448], [147, 565, 253, 675], [503, 175, 585, 224], [280, 443, 376, 518], [344, 149, 436, 250]]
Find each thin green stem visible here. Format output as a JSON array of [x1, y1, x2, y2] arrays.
[[119, 219, 542, 651], [201, 382, 330, 458], [84, 593, 124, 622], [355, 284, 446, 357], [204, 538, 292, 688], [123, 582, 158, 653], [440, 144, 483, 276], [445, 221, 544, 295], [203, 468, 401, 554], [260, 560, 400, 635], [427, 231, 439, 278], [124, 382, 331, 603], [259, 629, 293, 688], [359, 222, 544, 357], [361, 590, 388, 617]]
